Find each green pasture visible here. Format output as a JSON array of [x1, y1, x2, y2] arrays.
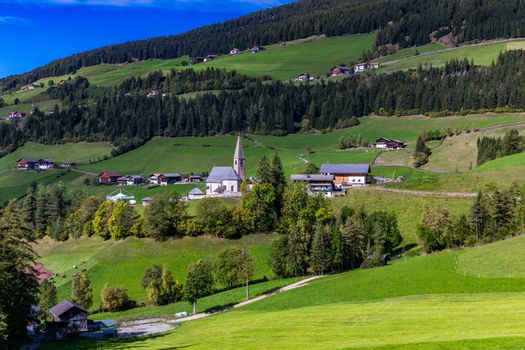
[[35, 234, 277, 309], [379, 43, 448, 63], [41, 243, 525, 349], [380, 39, 525, 73]]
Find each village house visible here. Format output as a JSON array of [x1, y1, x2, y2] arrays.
[[38, 158, 55, 170], [245, 176, 262, 191], [250, 45, 265, 53], [370, 62, 380, 69], [147, 90, 160, 98], [116, 177, 128, 186], [230, 48, 240, 55], [106, 189, 135, 203], [206, 136, 244, 196], [149, 173, 181, 186], [296, 74, 314, 82], [320, 164, 371, 187], [49, 300, 88, 338], [8, 111, 26, 120], [98, 172, 121, 184], [354, 63, 369, 73], [331, 66, 352, 76], [204, 55, 217, 62], [61, 162, 76, 168], [17, 158, 38, 170], [188, 187, 206, 200], [291, 174, 337, 197], [374, 138, 406, 150], [125, 175, 144, 186]]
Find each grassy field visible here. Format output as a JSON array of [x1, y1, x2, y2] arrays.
[[0, 141, 113, 171], [41, 242, 525, 349], [202, 34, 376, 80], [34, 234, 277, 309], [380, 39, 525, 73], [425, 124, 525, 172], [332, 189, 474, 243], [458, 235, 525, 278], [379, 43, 448, 63]]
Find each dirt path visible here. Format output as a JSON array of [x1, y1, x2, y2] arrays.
[[69, 168, 98, 176], [116, 276, 322, 337], [350, 185, 477, 198]]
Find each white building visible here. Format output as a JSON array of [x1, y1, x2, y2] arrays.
[[320, 164, 371, 187], [206, 136, 245, 196]]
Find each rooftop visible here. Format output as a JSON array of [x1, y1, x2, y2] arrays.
[[49, 300, 87, 318], [291, 174, 334, 182], [207, 166, 240, 183], [320, 164, 370, 174]]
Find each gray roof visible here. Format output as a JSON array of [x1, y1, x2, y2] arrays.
[[291, 174, 334, 182], [320, 164, 370, 174], [20, 158, 38, 163], [188, 187, 205, 195], [234, 136, 244, 160], [163, 173, 181, 178], [49, 300, 87, 318], [207, 167, 240, 183], [126, 175, 143, 179]]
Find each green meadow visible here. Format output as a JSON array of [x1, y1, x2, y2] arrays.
[[40, 241, 525, 349], [35, 234, 277, 309], [380, 39, 525, 73]]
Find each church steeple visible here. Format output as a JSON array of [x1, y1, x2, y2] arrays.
[[233, 136, 245, 180]]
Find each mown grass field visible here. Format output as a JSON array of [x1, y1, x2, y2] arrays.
[[41, 241, 525, 350], [202, 34, 376, 80], [34, 234, 277, 309], [380, 39, 525, 73], [425, 123, 525, 172], [332, 189, 474, 243], [379, 43, 448, 63]]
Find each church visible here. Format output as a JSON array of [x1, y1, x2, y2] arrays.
[[206, 136, 245, 196]]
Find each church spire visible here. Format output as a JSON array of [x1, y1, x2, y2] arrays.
[[233, 136, 245, 180]]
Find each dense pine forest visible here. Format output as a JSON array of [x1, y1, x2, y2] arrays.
[[2, 51, 525, 150], [4, 0, 525, 89]]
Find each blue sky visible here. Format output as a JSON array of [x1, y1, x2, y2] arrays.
[[0, 0, 295, 78]]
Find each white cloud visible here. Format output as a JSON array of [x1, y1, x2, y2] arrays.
[[0, 0, 291, 9], [0, 16, 32, 25]]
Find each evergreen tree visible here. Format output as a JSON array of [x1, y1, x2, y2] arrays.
[[22, 186, 37, 233], [257, 156, 271, 183], [269, 235, 289, 278], [38, 279, 57, 319], [237, 249, 255, 301], [310, 224, 332, 275], [470, 191, 488, 241], [287, 222, 310, 277]]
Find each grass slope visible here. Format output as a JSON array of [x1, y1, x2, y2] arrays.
[[41, 242, 525, 349], [202, 34, 376, 80], [381, 39, 525, 73], [34, 235, 277, 309]]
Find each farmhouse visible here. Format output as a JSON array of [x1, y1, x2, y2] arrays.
[[49, 300, 88, 335], [375, 138, 406, 150], [250, 45, 265, 53], [291, 174, 337, 197], [204, 55, 217, 62], [106, 189, 135, 203], [296, 74, 314, 82], [320, 163, 371, 187], [354, 63, 369, 73], [331, 66, 352, 76], [149, 173, 181, 185], [230, 48, 240, 55], [142, 197, 152, 206], [38, 158, 55, 170], [98, 172, 121, 184], [125, 175, 144, 186], [17, 158, 38, 170], [8, 111, 25, 120], [206, 136, 244, 196], [61, 162, 76, 168]]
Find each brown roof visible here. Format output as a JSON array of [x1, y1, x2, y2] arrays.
[[49, 300, 87, 318]]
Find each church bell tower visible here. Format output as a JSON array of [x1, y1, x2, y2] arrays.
[[233, 136, 245, 180]]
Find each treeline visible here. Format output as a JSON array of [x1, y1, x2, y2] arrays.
[[4, 52, 525, 149], [477, 129, 524, 165], [417, 185, 524, 253], [6, 0, 525, 89]]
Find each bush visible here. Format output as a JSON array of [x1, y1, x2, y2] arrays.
[[100, 283, 129, 312]]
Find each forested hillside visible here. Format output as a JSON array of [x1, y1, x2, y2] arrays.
[[4, 0, 525, 89], [2, 51, 525, 150]]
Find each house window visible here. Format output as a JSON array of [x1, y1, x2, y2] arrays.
[[352, 179, 356, 182], [231, 186, 234, 191]]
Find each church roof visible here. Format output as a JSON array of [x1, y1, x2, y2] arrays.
[[234, 136, 244, 160], [207, 167, 241, 183]]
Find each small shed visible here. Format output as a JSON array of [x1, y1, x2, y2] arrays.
[[188, 187, 205, 200], [49, 300, 88, 333], [142, 197, 153, 206]]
